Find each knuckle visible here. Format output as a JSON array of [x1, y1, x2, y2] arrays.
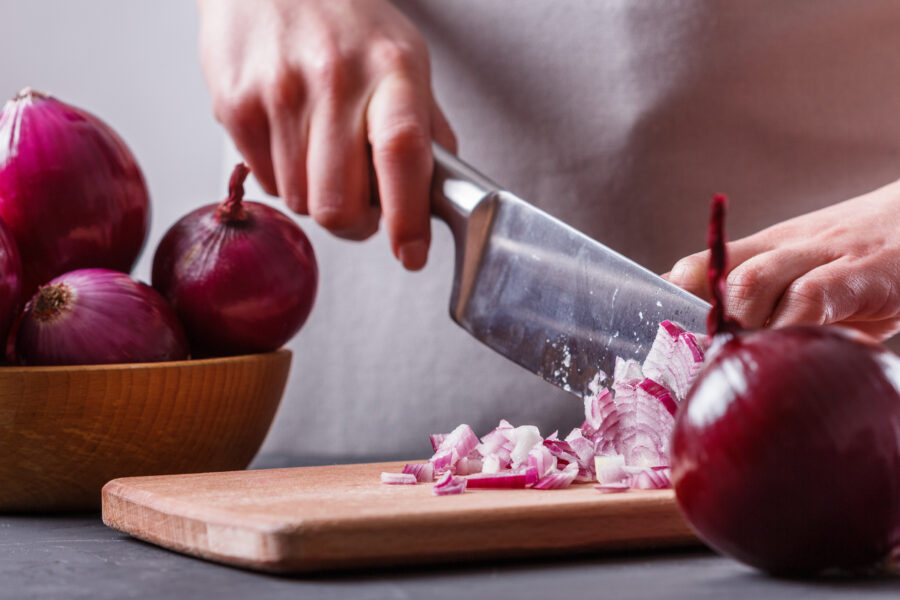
[[372, 121, 430, 162], [784, 279, 829, 324], [309, 47, 349, 97], [371, 38, 426, 75], [726, 266, 764, 306], [212, 91, 258, 130], [261, 65, 303, 112], [312, 203, 359, 233]]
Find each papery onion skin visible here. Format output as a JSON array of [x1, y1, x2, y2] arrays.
[[152, 164, 317, 356], [13, 268, 188, 365], [0, 217, 21, 346], [0, 89, 149, 302]]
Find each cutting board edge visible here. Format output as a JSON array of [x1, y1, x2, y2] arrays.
[[102, 475, 701, 573]]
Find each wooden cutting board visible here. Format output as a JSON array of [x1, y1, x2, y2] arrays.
[[101, 461, 699, 573]]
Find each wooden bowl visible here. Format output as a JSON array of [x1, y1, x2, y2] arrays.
[[0, 350, 291, 512]]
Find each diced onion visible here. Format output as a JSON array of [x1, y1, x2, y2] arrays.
[[381, 472, 417, 485]]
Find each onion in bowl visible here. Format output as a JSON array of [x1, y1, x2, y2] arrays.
[[152, 164, 317, 357], [11, 268, 189, 366], [0, 216, 21, 349], [0, 88, 149, 303]]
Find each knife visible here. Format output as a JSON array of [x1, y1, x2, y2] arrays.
[[430, 143, 710, 399]]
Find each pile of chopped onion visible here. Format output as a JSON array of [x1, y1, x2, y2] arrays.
[[383, 320, 707, 495]]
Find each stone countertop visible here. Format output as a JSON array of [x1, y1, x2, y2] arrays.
[[3, 512, 898, 600]]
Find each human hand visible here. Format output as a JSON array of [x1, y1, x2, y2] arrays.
[[196, 0, 456, 270], [665, 181, 900, 340]]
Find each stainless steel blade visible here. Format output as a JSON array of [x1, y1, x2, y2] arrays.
[[431, 144, 710, 398]]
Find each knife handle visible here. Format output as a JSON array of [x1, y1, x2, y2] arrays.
[[430, 142, 500, 236]]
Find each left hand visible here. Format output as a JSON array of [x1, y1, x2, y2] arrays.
[[664, 180, 900, 340]]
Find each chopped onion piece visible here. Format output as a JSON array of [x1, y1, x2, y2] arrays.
[[509, 425, 543, 467], [564, 428, 596, 481], [465, 471, 529, 489], [583, 387, 614, 431], [543, 438, 578, 468], [527, 444, 557, 479], [532, 462, 579, 490], [641, 320, 706, 401], [594, 454, 628, 484], [454, 456, 483, 476], [629, 466, 671, 489], [481, 454, 502, 474], [381, 472, 417, 485], [614, 357, 645, 385], [638, 378, 679, 417], [432, 471, 467, 495], [429, 433, 447, 453], [430, 423, 479, 474], [402, 462, 434, 482], [595, 482, 630, 494]]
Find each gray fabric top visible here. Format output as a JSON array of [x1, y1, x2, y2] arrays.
[[239, 1, 900, 460]]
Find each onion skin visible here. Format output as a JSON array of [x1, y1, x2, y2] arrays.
[[152, 164, 317, 356], [0, 216, 21, 347], [13, 268, 189, 366], [671, 195, 900, 574], [0, 89, 149, 302]]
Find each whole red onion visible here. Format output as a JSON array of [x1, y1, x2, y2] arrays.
[[12, 268, 188, 366], [152, 163, 317, 356], [0, 216, 21, 346], [671, 196, 900, 574], [0, 88, 149, 302]]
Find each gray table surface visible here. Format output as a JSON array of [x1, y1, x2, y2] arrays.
[[3, 455, 898, 600]]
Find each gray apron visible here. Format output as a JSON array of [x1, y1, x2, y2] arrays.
[[225, 1, 900, 461]]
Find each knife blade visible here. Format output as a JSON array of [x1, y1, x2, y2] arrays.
[[430, 143, 710, 399]]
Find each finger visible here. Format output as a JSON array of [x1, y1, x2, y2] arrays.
[[724, 248, 830, 328], [430, 97, 457, 153], [767, 262, 858, 329], [367, 72, 433, 270], [217, 97, 278, 196], [306, 78, 378, 240], [666, 235, 779, 300], [267, 108, 310, 214], [769, 259, 900, 335]]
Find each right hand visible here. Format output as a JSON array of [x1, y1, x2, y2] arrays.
[[196, 0, 457, 270]]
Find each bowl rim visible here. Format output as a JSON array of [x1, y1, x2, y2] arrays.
[[0, 348, 292, 374]]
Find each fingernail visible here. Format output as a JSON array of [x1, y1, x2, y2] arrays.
[[398, 240, 428, 271]]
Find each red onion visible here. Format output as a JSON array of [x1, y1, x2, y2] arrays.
[[0, 217, 21, 347], [0, 88, 149, 302], [11, 268, 188, 366], [152, 163, 317, 356], [671, 195, 900, 574]]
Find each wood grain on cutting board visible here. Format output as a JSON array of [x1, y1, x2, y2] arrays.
[[102, 461, 698, 573]]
